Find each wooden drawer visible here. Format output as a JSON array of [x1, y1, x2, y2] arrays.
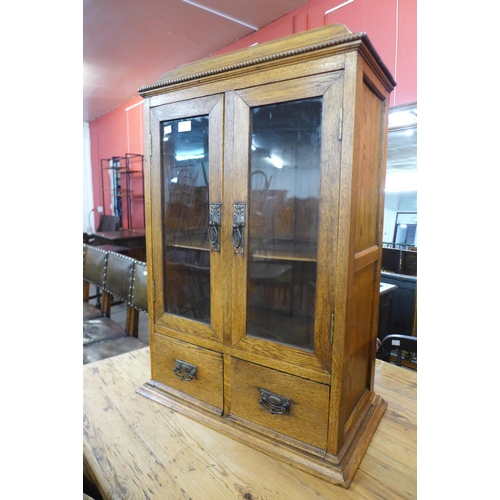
[[152, 333, 223, 411], [230, 358, 329, 450]]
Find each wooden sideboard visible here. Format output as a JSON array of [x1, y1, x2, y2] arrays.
[[83, 348, 416, 499], [381, 271, 417, 336]]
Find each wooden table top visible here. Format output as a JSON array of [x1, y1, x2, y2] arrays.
[[83, 348, 416, 499], [94, 229, 146, 240]]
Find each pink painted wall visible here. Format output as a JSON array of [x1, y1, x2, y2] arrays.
[[89, 95, 145, 229], [88, 0, 416, 229], [212, 0, 416, 107]]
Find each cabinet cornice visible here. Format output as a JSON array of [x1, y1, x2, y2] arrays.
[[138, 29, 394, 98]]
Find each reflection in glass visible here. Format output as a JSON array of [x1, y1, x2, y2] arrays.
[[247, 98, 322, 350], [162, 116, 211, 323]]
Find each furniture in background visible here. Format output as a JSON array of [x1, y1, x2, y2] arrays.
[[380, 271, 417, 336], [91, 229, 146, 261], [138, 24, 395, 487], [381, 247, 402, 273], [100, 153, 145, 229], [377, 333, 417, 369], [83, 349, 416, 499], [378, 282, 397, 341], [83, 244, 148, 364], [381, 247, 417, 276], [401, 249, 417, 275], [83, 245, 108, 318], [84, 213, 134, 258], [84, 214, 122, 246], [96, 214, 120, 232]]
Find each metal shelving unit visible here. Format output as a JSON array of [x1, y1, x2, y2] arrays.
[[100, 153, 144, 229]]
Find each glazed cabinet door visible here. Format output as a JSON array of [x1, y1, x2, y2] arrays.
[[149, 94, 224, 343], [227, 72, 344, 373]]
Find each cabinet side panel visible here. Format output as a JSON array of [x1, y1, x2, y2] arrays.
[[342, 264, 376, 427], [143, 98, 156, 352], [337, 67, 389, 440], [352, 83, 384, 253]]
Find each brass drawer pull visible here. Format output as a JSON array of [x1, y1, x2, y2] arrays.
[[173, 359, 197, 381], [258, 389, 291, 415]]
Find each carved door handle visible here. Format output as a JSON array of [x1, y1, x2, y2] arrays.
[[232, 202, 246, 254], [208, 202, 221, 252]]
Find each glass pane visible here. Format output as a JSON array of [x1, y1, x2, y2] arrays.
[[247, 98, 322, 350], [162, 116, 211, 323]]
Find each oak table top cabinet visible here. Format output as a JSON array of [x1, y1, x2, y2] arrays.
[[138, 24, 395, 488]]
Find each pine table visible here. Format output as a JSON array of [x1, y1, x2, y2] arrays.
[[83, 348, 416, 499]]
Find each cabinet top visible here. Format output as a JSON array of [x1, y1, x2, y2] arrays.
[[138, 24, 395, 98]]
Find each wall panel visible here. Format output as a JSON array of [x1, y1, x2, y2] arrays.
[[87, 0, 416, 229]]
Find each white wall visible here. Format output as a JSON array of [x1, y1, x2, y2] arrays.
[[383, 191, 417, 244], [383, 208, 397, 243], [83, 122, 94, 233]]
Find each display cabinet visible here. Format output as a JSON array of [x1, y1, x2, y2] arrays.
[[137, 24, 395, 487]]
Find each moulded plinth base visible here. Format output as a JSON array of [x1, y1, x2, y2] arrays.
[[137, 379, 387, 488]]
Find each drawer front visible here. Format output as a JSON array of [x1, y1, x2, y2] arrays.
[[230, 358, 329, 449], [152, 333, 223, 410]]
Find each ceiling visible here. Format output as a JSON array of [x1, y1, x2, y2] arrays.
[[83, 0, 307, 122], [386, 105, 417, 201], [83, 0, 417, 200]]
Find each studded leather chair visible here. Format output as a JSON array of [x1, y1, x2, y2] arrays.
[[83, 244, 108, 320], [83, 252, 135, 347], [83, 253, 148, 364], [126, 259, 148, 335]]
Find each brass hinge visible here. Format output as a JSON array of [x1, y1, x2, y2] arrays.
[[338, 108, 343, 140], [149, 134, 152, 157], [330, 313, 335, 343]]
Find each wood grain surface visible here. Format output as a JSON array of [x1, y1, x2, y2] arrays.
[[83, 348, 416, 499]]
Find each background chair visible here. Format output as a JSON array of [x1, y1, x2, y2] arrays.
[[83, 253, 148, 364], [83, 244, 108, 319], [83, 252, 135, 347], [86, 214, 133, 255], [97, 214, 120, 232], [377, 334, 417, 368], [126, 259, 148, 335]]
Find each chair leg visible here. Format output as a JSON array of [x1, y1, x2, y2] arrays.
[[395, 349, 402, 366], [126, 308, 139, 337], [83, 281, 90, 302], [101, 291, 112, 317]]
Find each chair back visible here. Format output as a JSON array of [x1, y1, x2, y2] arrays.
[[97, 214, 120, 232], [250, 169, 270, 191], [103, 252, 135, 303], [379, 334, 417, 367], [401, 251, 417, 276], [130, 260, 148, 313], [83, 244, 109, 288]]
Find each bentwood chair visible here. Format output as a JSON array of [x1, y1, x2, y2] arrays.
[[377, 334, 417, 367]]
